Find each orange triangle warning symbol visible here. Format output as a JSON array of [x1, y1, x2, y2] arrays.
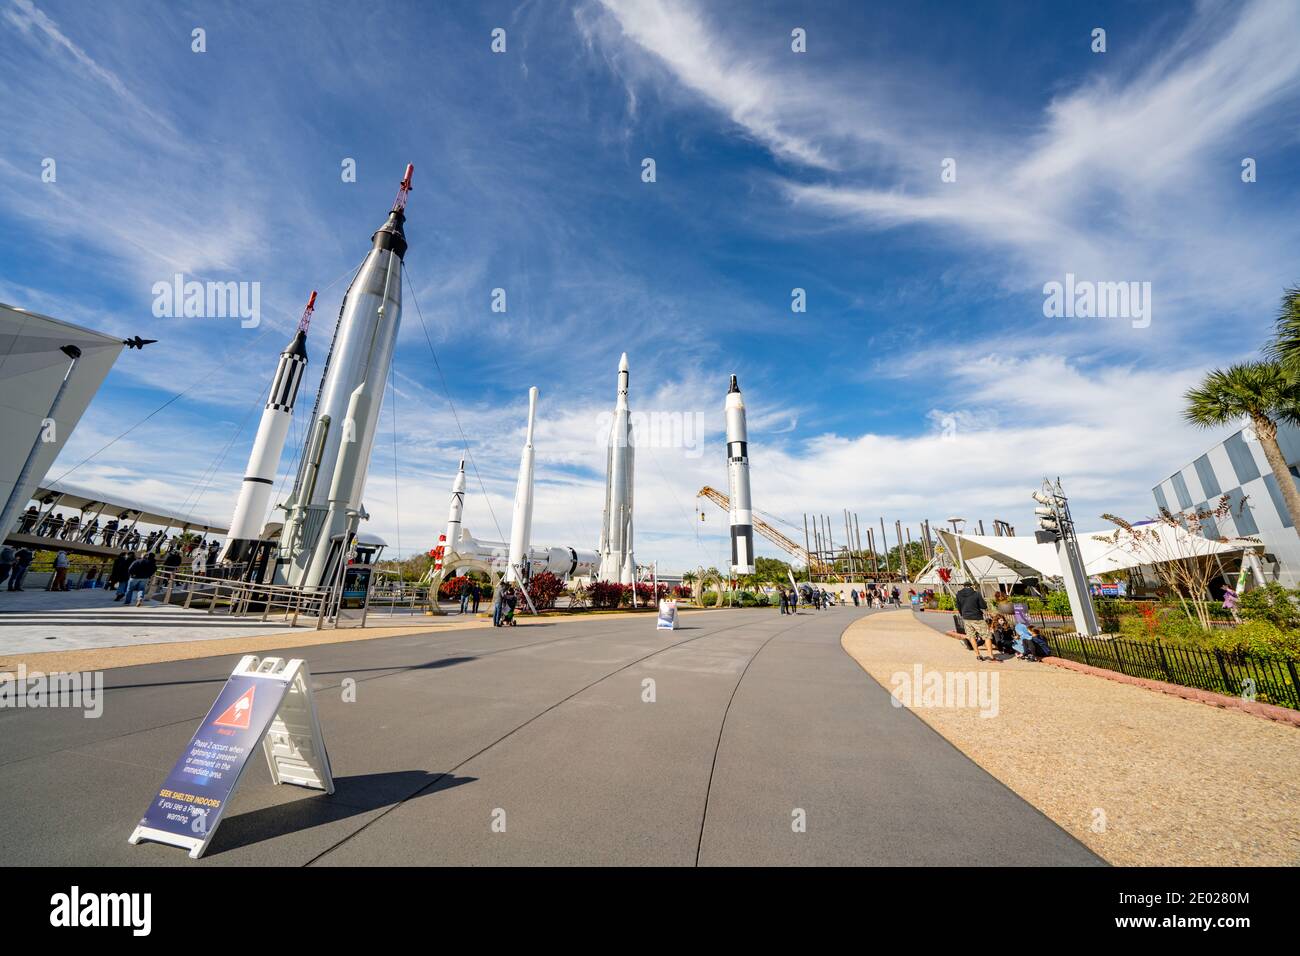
[[214, 686, 255, 730]]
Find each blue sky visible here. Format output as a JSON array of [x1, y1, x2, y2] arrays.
[[3, 0, 1300, 571]]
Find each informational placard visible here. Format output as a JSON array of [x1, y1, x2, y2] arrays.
[[129, 656, 333, 859], [1012, 602, 1029, 625], [657, 599, 678, 630]]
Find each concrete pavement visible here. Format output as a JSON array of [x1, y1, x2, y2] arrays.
[[0, 606, 1101, 865]]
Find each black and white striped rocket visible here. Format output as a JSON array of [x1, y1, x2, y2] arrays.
[[725, 374, 755, 575], [222, 291, 314, 565]]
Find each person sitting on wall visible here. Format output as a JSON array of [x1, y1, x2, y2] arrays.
[[989, 614, 1017, 656]]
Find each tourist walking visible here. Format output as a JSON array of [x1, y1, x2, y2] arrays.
[[0, 545, 14, 590], [123, 553, 157, 606], [459, 579, 471, 614], [955, 581, 992, 661], [470, 581, 481, 613], [109, 551, 132, 600]]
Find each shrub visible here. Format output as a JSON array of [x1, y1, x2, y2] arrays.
[[1229, 619, 1300, 658], [936, 593, 955, 611], [1237, 583, 1300, 631], [672, 584, 693, 598], [438, 574, 470, 600], [586, 580, 626, 609], [633, 582, 667, 605], [526, 571, 564, 610], [1045, 590, 1072, 617], [701, 591, 718, 607]]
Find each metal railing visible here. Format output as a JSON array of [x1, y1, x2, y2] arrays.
[[368, 583, 433, 616], [144, 571, 334, 627], [1041, 631, 1300, 711]]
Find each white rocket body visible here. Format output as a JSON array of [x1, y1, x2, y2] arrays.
[[435, 456, 596, 582], [435, 459, 468, 572], [726, 374, 755, 575], [223, 326, 308, 565], [281, 172, 410, 588], [597, 353, 635, 584], [506, 387, 538, 583]]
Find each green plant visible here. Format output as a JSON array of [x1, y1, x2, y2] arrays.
[[936, 593, 955, 611], [1237, 583, 1300, 631], [1045, 590, 1072, 617]]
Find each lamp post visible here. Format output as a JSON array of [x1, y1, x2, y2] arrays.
[[946, 516, 967, 589], [1033, 478, 1100, 636]]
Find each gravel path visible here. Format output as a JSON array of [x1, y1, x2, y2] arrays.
[[841, 610, 1300, 867]]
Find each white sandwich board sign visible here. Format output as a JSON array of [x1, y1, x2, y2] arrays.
[[656, 599, 679, 630], [129, 655, 333, 859]]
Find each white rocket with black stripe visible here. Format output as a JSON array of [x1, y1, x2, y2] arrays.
[[725, 374, 755, 575], [222, 291, 314, 565]]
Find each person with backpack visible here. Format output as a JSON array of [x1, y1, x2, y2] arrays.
[[1013, 622, 1051, 661]]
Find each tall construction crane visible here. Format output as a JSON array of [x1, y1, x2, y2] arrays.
[[696, 486, 831, 575]]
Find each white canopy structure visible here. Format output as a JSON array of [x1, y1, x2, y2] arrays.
[[923, 524, 1257, 585], [28, 478, 227, 533]]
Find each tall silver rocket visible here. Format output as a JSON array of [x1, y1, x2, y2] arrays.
[[278, 164, 413, 588], [222, 291, 314, 565], [726, 374, 755, 575], [597, 352, 635, 584], [506, 387, 538, 583]]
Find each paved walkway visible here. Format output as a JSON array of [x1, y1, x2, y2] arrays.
[[0, 607, 1099, 865], [0, 588, 309, 655], [842, 610, 1300, 866]]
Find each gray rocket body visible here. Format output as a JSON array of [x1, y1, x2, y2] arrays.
[[726, 374, 755, 575], [279, 184, 409, 588]]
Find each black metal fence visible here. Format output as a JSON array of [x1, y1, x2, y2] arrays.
[[1041, 632, 1300, 711]]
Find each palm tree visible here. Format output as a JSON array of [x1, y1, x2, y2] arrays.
[[1183, 361, 1300, 537], [1268, 285, 1300, 374]]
